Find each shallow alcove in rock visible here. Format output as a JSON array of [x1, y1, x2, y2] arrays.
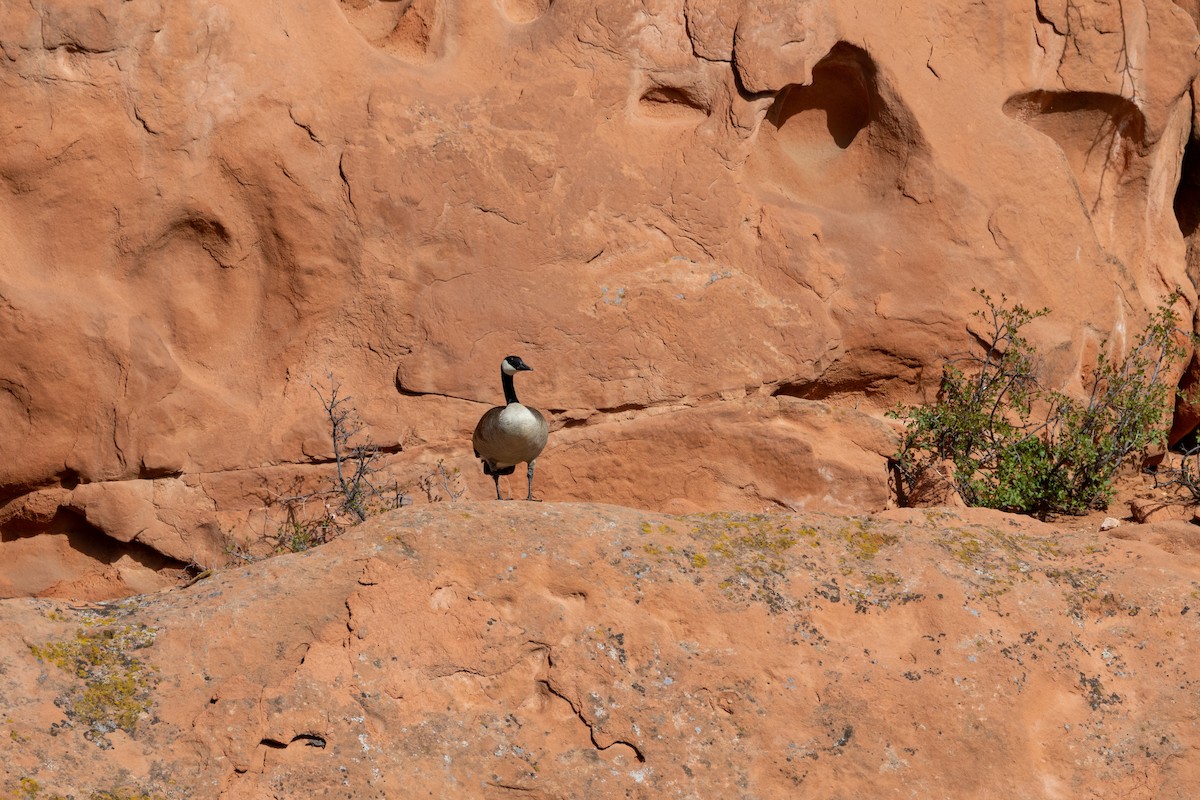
[[498, 0, 555, 25], [0, 506, 187, 599], [338, 0, 444, 62], [748, 42, 926, 209], [1003, 91, 1147, 206], [1002, 90, 1152, 260], [636, 84, 712, 122]]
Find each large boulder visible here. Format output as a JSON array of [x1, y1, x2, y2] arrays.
[[3, 502, 1200, 797]]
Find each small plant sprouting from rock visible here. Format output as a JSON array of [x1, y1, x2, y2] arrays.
[[271, 374, 405, 554], [313, 373, 396, 524], [28, 619, 158, 748], [274, 515, 338, 555], [418, 459, 466, 503], [891, 290, 1189, 518]]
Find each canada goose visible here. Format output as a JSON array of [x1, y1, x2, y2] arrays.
[[472, 355, 550, 500]]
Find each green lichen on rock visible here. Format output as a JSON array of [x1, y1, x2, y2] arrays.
[[836, 518, 899, 561], [89, 791, 166, 800], [681, 513, 817, 612], [28, 617, 158, 748], [4, 777, 64, 800], [688, 512, 814, 561], [3, 780, 163, 800], [934, 526, 1061, 599]]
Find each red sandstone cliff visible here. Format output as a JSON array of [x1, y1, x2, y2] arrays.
[[4, 4, 1200, 792], [1, 1, 1199, 585]]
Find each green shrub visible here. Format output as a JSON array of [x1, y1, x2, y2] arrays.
[[891, 289, 1189, 518]]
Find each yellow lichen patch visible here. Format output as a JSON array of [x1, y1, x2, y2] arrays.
[[864, 570, 903, 587], [2, 778, 67, 800], [639, 520, 677, 537], [934, 526, 1061, 599], [838, 519, 898, 560], [29, 621, 158, 747], [690, 513, 807, 559], [946, 534, 985, 567], [679, 512, 816, 612]]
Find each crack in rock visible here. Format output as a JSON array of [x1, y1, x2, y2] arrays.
[[537, 678, 646, 763]]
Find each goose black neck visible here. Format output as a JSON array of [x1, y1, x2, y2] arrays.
[[502, 371, 520, 405]]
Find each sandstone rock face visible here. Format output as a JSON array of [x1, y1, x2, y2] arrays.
[[3, 503, 1200, 797], [2, 0, 1200, 592]]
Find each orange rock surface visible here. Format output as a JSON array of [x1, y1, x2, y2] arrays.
[[4, 502, 1200, 797], [6, 3, 1200, 794], [1, 2, 1200, 590]]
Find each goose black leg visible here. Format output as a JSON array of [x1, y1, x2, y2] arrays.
[[526, 461, 539, 501], [493, 473, 504, 500]]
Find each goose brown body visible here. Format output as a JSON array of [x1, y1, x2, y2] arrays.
[[472, 356, 549, 500], [472, 404, 548, 471]]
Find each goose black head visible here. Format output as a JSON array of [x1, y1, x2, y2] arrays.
[[502, 355, 533, 375]]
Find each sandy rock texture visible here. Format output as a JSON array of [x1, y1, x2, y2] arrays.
[[2, 0, 1200, 593], [3, 502, 1200, 798]]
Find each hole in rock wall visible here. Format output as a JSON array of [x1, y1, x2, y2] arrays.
[[1002, 91, 1146, 218], [637, 85, 711, 122], [1170, 127, 1200, 447], [59, 469, 81, 491], [338, 0, 443, 62], [749, 43, 914, 208], [768, 59, 869, 150], [1174, 129, 1200, 283]]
